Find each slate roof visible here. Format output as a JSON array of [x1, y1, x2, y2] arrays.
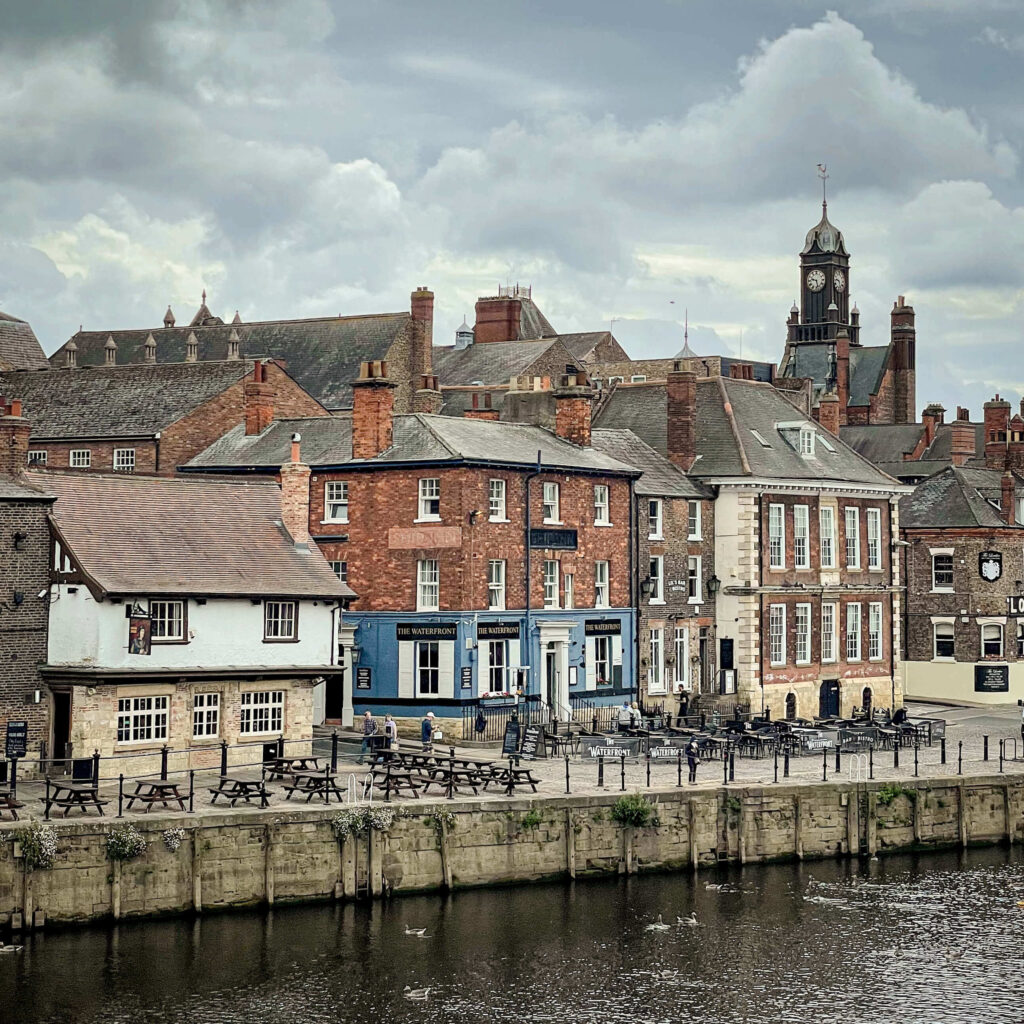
[[0, 361, 256, 440], [841, 422, 988, 477], [32, 471, 354, 598], [0, 312, 49, 371], [556, 332, 613, 361], [899, 466, 1024, 530], [0, 475, 54, 501], [782, 341, 890, 409], [590, 429, 709, 498], [518, 296, 557, 339], [434, 339, 560, 385], [50, 313, 409, 410], [185, 413, 638, 477]]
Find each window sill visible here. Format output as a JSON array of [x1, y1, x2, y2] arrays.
[[847, 567, 863, 573], [321, 519, 349, 526], [414, 517, 442, 524], [931, 588, 954, 594], [543, 520, 564, 526], [769, 662, 785, 669], [822, 659, 837, 665], [594, 522, 613, 528], [151, 639, 189, 646], [795, 660, 811, 667], [648, 534, 663, 542], [869, 657, 884, 663], [488, 517, 510, 524], [688, 599, 703, 606], [847, 658, 862, 664], [263, 637, 300, 644], [767, 566, 786, 573], [687, 536, 702, 543], [649, 598, 666, 606], [931, 656, 956, 663], [415, 608, 440, 614]]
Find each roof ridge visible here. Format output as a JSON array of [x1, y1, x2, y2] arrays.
[[69, 312, 409, 337], [718, 377, 751, 475], [409, 413, 459, 458]]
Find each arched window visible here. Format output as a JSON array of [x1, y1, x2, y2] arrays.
[[785, 692, 797, 721], [982, 623, 1004, 658]]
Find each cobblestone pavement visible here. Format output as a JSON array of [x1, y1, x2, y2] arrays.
[[4, 702, 1023, 827]]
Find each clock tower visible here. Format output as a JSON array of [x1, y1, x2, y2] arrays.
[[793, 199, 852, 343]]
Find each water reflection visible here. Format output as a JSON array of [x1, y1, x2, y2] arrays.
[[4, 848, 1024, 1024]]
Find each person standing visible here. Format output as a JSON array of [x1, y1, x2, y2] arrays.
[[1019, 702, 1024, 748], [686, 736, 700, 784], [357, 711, 378, 764], [617, 702, 632, 733], [678, 691, 690, 725], [421, 711, 436, 752], [384, 713, 398, 751]]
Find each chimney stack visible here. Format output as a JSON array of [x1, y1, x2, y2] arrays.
[[410, 286, 434, 381], [474, 289, 523, 344], [0, 398, 31, 477], [950, 410, 975, 467], [921, 403, 945, 447], [817, 391, 841, 436], [351, 360, 398, 459], [244, 360, 275, 436], [667, 361, 697, 470], [835, 328, 850, 425], [1001, 471, 1015, 525], [412, 373, 443, 415], [891, 296, 916, 424], [465, 391, 500, 421], [984, 394, 1011, 471], [553, 373, 594, 447], [279, 433, 311, 547]]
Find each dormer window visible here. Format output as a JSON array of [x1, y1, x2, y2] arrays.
[[799, 427, 815, 455]]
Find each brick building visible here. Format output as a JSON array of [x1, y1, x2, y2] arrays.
[[185, 362, 640, 735]]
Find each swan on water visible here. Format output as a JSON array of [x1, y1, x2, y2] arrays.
[[645, 915, 671, 932], [677, 913, 698, 928], [404, 926, 428, 936], [404, 986, 431, 1001]]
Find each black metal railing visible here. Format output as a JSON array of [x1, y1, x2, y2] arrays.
[[461, 699, 548, 743]]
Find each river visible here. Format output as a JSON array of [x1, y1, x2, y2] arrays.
[[3, 847, 1024, 1024]]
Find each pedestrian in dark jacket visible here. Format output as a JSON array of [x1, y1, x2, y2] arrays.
[[686, 737, 700, 784], [421, 712, 436, 752], [357, 711, 378, 764]]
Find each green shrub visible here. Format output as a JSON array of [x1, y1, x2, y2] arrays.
[[877, 784, 917, 807], [5, 822, 58, 871], [610, 793, 657, 828], [520, 809, 542, 830]]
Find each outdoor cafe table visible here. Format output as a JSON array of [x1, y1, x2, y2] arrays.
[[371, 765, 421, 800], [41, 781, 109, 817], [283, 770, 344, 803], [208, 776, 271, 807], [126, 779, 186, 813], [546, 733, 578, 757], [266, 756, 321, 780]]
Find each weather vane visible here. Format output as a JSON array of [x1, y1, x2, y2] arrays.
[[817, 163, 829, 210]]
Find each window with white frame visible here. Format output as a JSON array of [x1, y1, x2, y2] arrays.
[[794, 505, 810, 570], [486, 640, 507, 692], [329, 560, 348, 582], [649, 556, 664, 603], [795, 603, 811, 665], [844, 508, 860, 568], [27, 450, 46, 466], [674, 626, 688, 689], [594, 635, 612, 685], [150, 599, 185, 641], [542, 482, 560, 523], [799, 426, 815, 455], [324, 481, 349, 522], [821, 602, 837, 663], [488, 479, 507, 521], [594, 484, 610, 525], [769, 605, 786, 666], [868, 602, 883, 660], [417, 478, 440, 520], [487, 559, 506, 610], [240, 690, 284, 734], [70, 449, 91, 468], [846, 603, 862, 661], [820, 506, 836, 568], [417, 641, 440, 694], [630, 374, 647, 383], [594, 561, 609, 608], [117, 695, 168, 744], [1018, 621, 1024, 658], [264, 600, 298, 640], [563, 571, 574, 609], [543, 560, 559, 608], [933, 621, 955, 659], [982, 622, 1004, 658], [687, 500, 701, 540], [866, 508, 882, 570], [417, 559, 439, 611], [192, 692, 220, 739], [648, 499, 663, 540], [113, 448, 136, 473], [769, 504, 785, 569], [648, 627, 664, 692], [931, 552, 954, 591], [687, 555, 701, 603]]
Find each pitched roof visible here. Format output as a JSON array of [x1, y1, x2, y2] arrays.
[[590, 429, 710, 498], [899, 466, 1024, 529], [434, 339, 559, 385], [0, 474, 54, 501], [841, 423, 926, 464], [518, 295, 557, 339], [848, 346, 889, 407], [32, 471, 353, 598], [50, 313, 409, 410], [0, 361, 256, 440], [556, 332, 614, 361], [0, 311, 49, 371]]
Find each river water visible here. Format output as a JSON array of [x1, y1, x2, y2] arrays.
[[4, 847, 1024, 1024]]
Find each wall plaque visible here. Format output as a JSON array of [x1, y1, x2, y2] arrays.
[[388, 526, 463, 550]]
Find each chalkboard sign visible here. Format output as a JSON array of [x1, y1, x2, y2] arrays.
[[520, 723, 545, 760], [4, 721, 27, 759], [461, 666, 473, 691], [975, 664, 1009, 693], [356, 667, 372, 690], [501, 719, 521, 756]]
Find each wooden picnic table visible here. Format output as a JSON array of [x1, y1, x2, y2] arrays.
[[420, 766, 482, 796], [266, 756, 321, 780], [282, 769, 344, 804], [41, 781, 109, 817], [371, 765, 421, 800], [126, 780, 186, 813], [208, 775, 271, 807], [483, 765, 540, 794], [0, 788, 24, 820]]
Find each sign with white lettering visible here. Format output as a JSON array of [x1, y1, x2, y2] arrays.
[[581, 739, 641, 758], [1008, 595, 1024, 616], [529, 528, 577, 550], [478, 621, 521, 640], [396, 623, 458, 641], [979, 550, 1003, 582], [585, 620, 621, 636], [975, 664, 1009, 693]]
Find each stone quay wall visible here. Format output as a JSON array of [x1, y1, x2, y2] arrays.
[[1, 774, 1020, 928]]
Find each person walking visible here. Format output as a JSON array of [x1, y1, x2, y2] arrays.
[[421, 711, 436, 752], [617, 702, 632, 733], [678, 691, 690, 725], [686, 736, 700, 784], [357, 711, 378, 764], [384, 713, 398, 751]]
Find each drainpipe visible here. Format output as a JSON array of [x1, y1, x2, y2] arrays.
[[524, 450, 543, 701], [629, 480, 637, 707]]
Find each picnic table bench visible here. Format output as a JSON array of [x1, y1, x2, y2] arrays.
[[483, 765, 540, 794], [282, 769, 344, 803], [41, 781, 109, 817], [266, 756, 321, 780], [0, 788, 24, 820], [419, 766, 483, 796], [126, 780, 186, 813], [371, 765, 421, 800], [208, 776, 271, 807]]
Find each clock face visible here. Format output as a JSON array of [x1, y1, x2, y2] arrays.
[[806, 269, 826, 292], [834, 270, 846, 292]]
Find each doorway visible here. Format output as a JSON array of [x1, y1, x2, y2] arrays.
[[325, 672, 346, 722], [545, 645, 558, 714], [51, 689, 72, 771], [785, 692, 797, 721], [861, 687, 873, 717], [819, 679, 840, 718]]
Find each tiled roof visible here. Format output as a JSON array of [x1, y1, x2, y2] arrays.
[[556, 332, 613, 360], [518, 296, 557, 339], [0, 312, 49, 371], [0, 361, 255, 440], [50, 313, 409, 410], [32, 471, 353, 598], [841, 424, 925, 464], [434, 339, 559, 385], [0, 474, 53, 501], [848, 346, 889, 407], [900, 466, 1024, 529], [590, 429, 710, 498]]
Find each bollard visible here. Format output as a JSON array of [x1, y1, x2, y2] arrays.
[[188, 770, 195, 813], [386, 760, 392, 803], [598, 755, 605, 789], [835, 746, 841, 774], [941, 737, 946, 765], [117, 773, 124, 818], [220, 740, 228, 777], [331, 731, 339, 773], [914, 744, 919, 778], [8, 757, 16, 800], [822, 747, 828, 782], [958, 740, 963, 775], [277, 734, 285, 758], [869, 743, 874, 780], [620, 753, 626, 792], [784, 749, 790, 779], [729, 749, 735, 783], [44, 776, 51, 821], [446, 759, 454, 801], [773, 746, 778, 784], [92, 749, 100, 787], [984, 735, 989, 761], [565, 754, 571, 794], [506, 757, 514, 798], [677, 751, 683, 788], [893, 744, 900, 770], [700, 713, 707, 731], [161, 744, 169, 781], [723, 745, 729, 785], [592, 713, 598, 734], [1000, 739, 1005, 775], [646, 753, 651, 788]]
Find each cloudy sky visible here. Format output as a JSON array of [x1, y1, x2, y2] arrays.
[[2, 0, 1022, 414]]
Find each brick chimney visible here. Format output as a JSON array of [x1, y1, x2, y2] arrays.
[[0, 399, 31, 476], [984, 394, 1011, 471], [351, 360, 398, 459], [474, 292, 522, 344], [921, 402, 945, 447], [553, 373, 594, 447], [817, 391, 841, 436], [410, 286, 434, 381], [412, 373, 443, 415], [279, 433, 311, 547], [244, 360, 275, 436], [667, 361, 697, 470], [729, 363, 754, 380], [950, 410, 975, 467], [891, 296, 916, 424], [1001, 471, 1015, 525], [835, 328, 850, 425], [465, 391, 500, 421], [1008, 414, 1024, 476]]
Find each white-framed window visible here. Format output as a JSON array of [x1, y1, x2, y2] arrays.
[[630, 374, 647, 383], [844, 508, 860, 569], [417, 641, 440, 694], [933, 620, 955, 660], [932, 552, 954, 591], [324, 481, 349, 522], [563, 571, 574, 610], [594, 635, 612, 685], [70, 449, 91, 468], [795, 603, 811, 665], [594, 561, 609, 608], [866, 508, 882, 570], [594, 484, 610, 525], [114, 448, 136, 473], [648, 499, 663, 540], [846, 603, 862, 662], [150, 599, 185, 641], [27, 450, 47, 466], [117, 695, 169, 744], [1018, 620, 1024, 658], [543, 560, 559, 608], [488, 479, 507, 521], [487, 559, 506, 610], [486, 640, 507, 692], [769, 503, 785, 569], [192, 692, 220, 739], [648, 627, 664, 693], [649, 556, 664, 604], [542, 482, 560, 523], [769, 605, 786, 666], [868, 602, 883, 660], [821, 602, 837, 663], [982, 622, 1004, 658], [240, 690, 284, 734], [687, 555, 701, 604], [820, 506, 836, 568], [329, 560, 348, 582], [417, 559, 439, 611], [417, 478, 440, 520], [687, 500, 701, 540], [264, 600, 298, 640], [794, 505, 810, 570], [799, 426, 815, 456], [674, 626, 688, 690]]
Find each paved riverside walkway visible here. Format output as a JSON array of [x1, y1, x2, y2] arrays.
[[3, 703, 1023, 828]]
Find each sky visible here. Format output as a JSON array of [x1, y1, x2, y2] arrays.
[[1, 0, 1022, 416]]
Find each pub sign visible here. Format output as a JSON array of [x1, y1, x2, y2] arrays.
[[979, 550, 1002, 583]]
